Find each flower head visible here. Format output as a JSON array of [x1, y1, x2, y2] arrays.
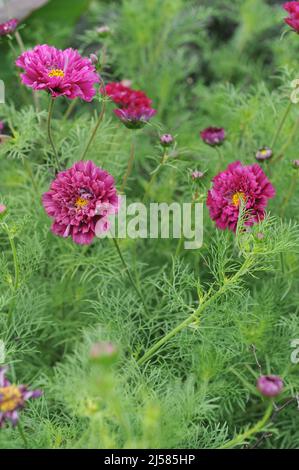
[[255, 146, 273, 162], [90, 342, 118, 365], [96, 25, 111, 38], [0, 204, 7, 215], [283, 2, 299, 33], [0, 366, 42, 428], [200, 127, 226, 146], [16, 45, 100, 101], [257, 375, 284, 397], [42, 160, 119, 245], [114, 106, 156, 129], [192, 170, 205, 180], [0, 18, 18, 36], [207, 161, 275, 231], [0, 121, 4, 132], [292, 159, 299, 168], [160, 133, 174, 147]]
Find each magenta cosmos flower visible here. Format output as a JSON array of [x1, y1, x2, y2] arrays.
[[0, 18, 18, 36], [283, 2, 299, 33], [200, 127, 226, 146], [257, 375, 284, 398], [16, 45, 100, 101], [207, 161, 275, 231], [42, 160, 119, 245], [0, 204, 6, 215], [0, 366, 42, 427]]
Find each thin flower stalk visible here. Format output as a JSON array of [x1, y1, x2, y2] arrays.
[[137, 255, 255, 366], [112, 236, 150, 317], [219, 403, 273, 449]]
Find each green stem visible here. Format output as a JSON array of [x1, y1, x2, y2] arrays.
[[81, 95, 106, 160], [17, 422, 28, 448], [3, 224, 20, 291], [63, 98, 78, 120], [219, 403, 273, 449], [47, 98, 60, 172], [2, 224, 20, 325], [112, 237, 150, 316], [271, 101, 292, 149], [137, 256, 253, 366], [120, 136, 135, 193], [280, 171, 298, 217], [143, 148, 167, 201]]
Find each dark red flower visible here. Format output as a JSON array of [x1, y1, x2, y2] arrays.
[[103, 82, 152, 109], [284, 2, 299, 33]]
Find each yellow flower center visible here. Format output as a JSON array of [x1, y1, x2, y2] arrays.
[[48, 68, 65, 78], [0, 386, 23, 412], [260, 149, 268, 156], [75, 197, 89, 209], [232, 191, 246, 207]]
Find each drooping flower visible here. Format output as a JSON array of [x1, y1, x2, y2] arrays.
[[192, 170, 205, 180], [255, 146, 273, 162], [16, 45, 100, 101], [257, 375, 284, 397], [0, 18, 18, 36], [114, 106, 156, 129], [0, 366, 42, 428], [207, 161, 275, 231], [42, 160, 119, 245], [283, 2, 299, 33], [200, 127, 226, 146], [103, 82, 153, 109], [160, 133, 174, 147]]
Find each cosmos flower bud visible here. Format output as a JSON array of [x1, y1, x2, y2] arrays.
[[96, 25, 111, 38], [257, 375, 284, 397], [121, 79, 132, 88], [160, 134, 174, 147], [90, 342, 118, 365], [255, 147, 273, 162], [0, 18, 18, 36], [200, 127, 226, 146], [256, 232, 265, 240], [292, 159, 299, 169], [0, 204, 7, 216], [90, 53, 99, 65], [191, 170, 205, 180]]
